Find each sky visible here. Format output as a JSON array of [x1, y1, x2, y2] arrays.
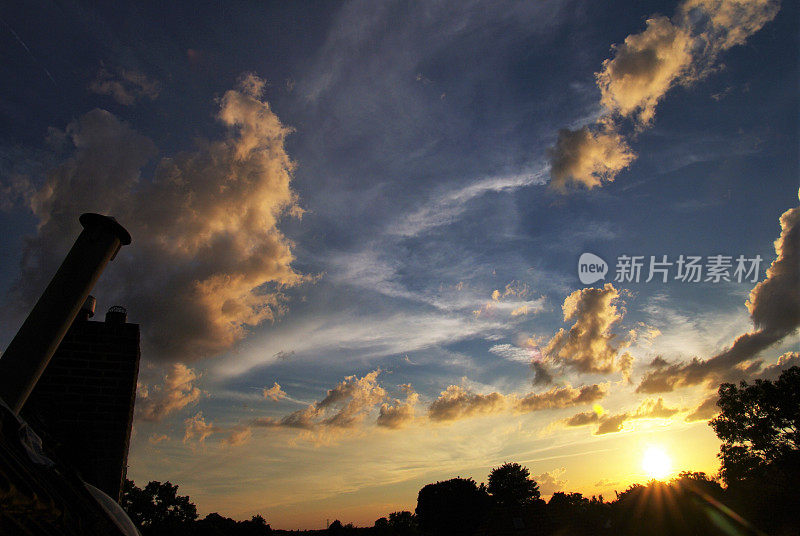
[[0, 0, 798, 530]]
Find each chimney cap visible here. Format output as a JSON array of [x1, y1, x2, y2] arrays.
[[81, 295, 96, 319], [79, 213, 131, 245]]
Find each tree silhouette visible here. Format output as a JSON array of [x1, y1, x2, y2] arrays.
[[711, 366, 800, 485], [387, 511, 417, 534], [710, 366, 800, 533], [415, 477, 490, 536], [121, 479, 198, 535], [487, 462, 540, 507]]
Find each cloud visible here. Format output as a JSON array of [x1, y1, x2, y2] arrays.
[[15, 74, 308, 363], [684, 395, 719, 422], [474, 281, 547, 318], [632, 397, 680, 419], [185, 373, 608, 445], [547, 0, 779, 190], [531, 361, 554, 386], [137, 363, 202, 421], [252, 370, 388, 433], [148, 434, 169, 445], [263, 382, 288, 402], [535, 467, 567, 497], [316, 370, 387, 427], [547, 122, 636, 191], [428, 385, 507, 422], [564, 396, 679, 435], [516, 384, 606, 413], [221, 426, 253, 447], [427, 382, 606, 423], [89, 67, 161, 105], [596, 16, 694, 125], [392, 171, 548, 237], [637, 203, 800, 393], [183, 412, 218, 444], [543, 283, 634, 378], [377, 384, 419, 429], [760, 351, 800, 379]]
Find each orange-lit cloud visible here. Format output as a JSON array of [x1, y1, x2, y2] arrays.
[[543, 283, 634, 378], [183, 412, 218, 444], [428, 385, 507, 422], [547, 122, 636, 192], [137, 363, 203, 422], [18, 74, 309, 363], [516, 384, 606, 413], [596, 16, 694, 126], [473, 280, 546, 318], [564, 396, 679, 435], [377, 384, 419, 429], [427, 382, 607, 423], [684, 395, 719, 422], [263, 382, 288, 401], [547, 0, 779, 191], [637, 202, 800, 393]]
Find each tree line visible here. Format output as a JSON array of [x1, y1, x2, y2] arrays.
[[123, 366, 800, 535]]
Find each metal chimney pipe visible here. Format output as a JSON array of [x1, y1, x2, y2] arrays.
[[0, 213, 131, 414]]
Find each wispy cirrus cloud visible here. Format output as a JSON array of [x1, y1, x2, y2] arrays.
[[89, 67, 161, 105]]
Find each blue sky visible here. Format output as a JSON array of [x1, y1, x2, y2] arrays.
[[1, 0, 797, 529]]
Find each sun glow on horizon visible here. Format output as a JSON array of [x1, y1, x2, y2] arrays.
[[642, 446, 673, 480]]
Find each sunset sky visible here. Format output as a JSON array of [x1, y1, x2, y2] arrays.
[[1, 0, 798, 530]]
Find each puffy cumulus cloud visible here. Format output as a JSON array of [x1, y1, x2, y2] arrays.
[[547, 122, 636, 192], [175, 370, 387, 447], [263, 382, 287, 401], [760, 351, 800, 379], [316, 370, 387, 427], [137, 363, 203, 422], [89, 67, 161, 105], [16, 74, 308, 363], [637, 203, 800, 393], [535, 468, 567, 497], [377, 384, 419, 429], [596, 413, 630, 435], [596, 16, 694, 125], [543, 283, 634, 378], [547, 0, 779, 191], [684, 395, 719, 422], [251, 370, 388, 434], [183, 412, 218, 444], [185, 373, 609, 445], [516, 384, 606, 413], [564, 396, 679, 435], [428, 385, 507, 422]]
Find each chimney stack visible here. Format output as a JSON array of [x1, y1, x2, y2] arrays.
[[0, 213, 131, 414]]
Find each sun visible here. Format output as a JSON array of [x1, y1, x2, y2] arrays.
[[642, 446, 672, 480]]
